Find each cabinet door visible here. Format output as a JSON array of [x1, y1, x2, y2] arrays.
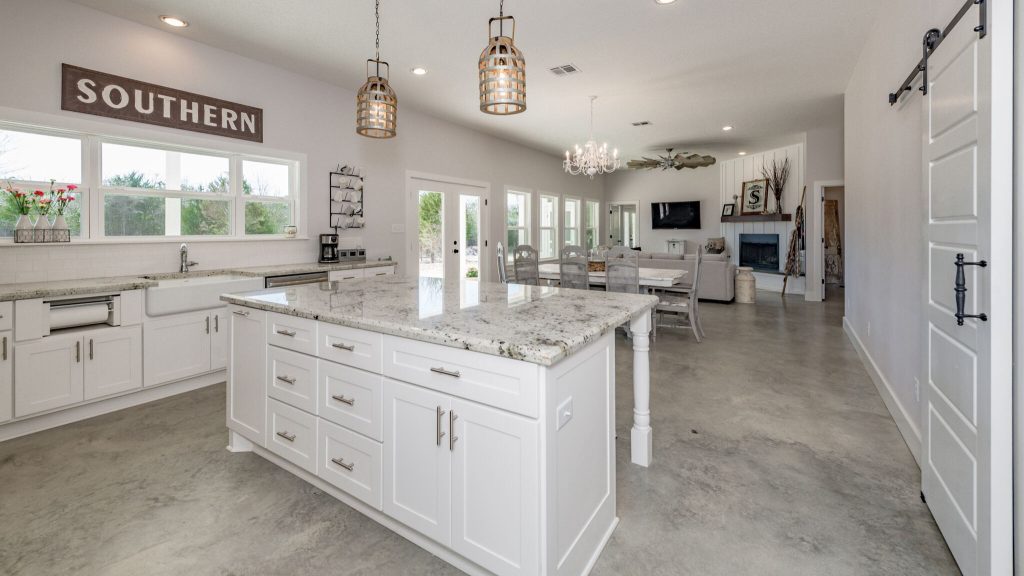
[[84, 326, 142, 400], [14, 334, 84, 417], [0, 331, 11, 422], [383, 378, 451, 545], [450, 398, 540, 576], [228, 306, 267, 445], [144, 310, 212, 386], [210, 309, 228, 371]]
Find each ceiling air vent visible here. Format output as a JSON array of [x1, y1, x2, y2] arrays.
[[549, 64, 581, 76], [632, 121, 652, 127]]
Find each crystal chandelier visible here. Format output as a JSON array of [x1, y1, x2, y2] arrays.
[[356, 0, 397, 138], [479, 0, 526, 115], [564, 96, 618, 178]]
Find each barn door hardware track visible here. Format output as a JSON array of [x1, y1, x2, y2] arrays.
[[887, 0, 986, 105]]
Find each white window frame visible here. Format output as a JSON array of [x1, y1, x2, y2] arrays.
[[585, 199, 601, 250], [0, 119, 305, 244], [505, 187, 532, 262], [538, 193, 559, 261], [563, 196, 582, 247]]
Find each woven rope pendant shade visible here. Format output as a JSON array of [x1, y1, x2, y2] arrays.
[[356, 60, 397, 138], [479, 16, 526, 115]]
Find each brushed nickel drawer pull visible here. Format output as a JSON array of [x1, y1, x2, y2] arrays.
[[436, 405, 446, 446], [449, 410, 458, 451], [232, 309, 250, 316], [1, 336, 6, 361], [331, 457, 355, 471], [89, 339, 94, 360], [276, 375, 296, 385], [331, 394, 355, 406], [430, 366, 461, 378], [214, 315, 219, 332], [331, 342, 355, 352], [205, 317, 210, 334], [275, 431, 296, 442], [276, 329, 297, 337], [75, 341, 81, 363]]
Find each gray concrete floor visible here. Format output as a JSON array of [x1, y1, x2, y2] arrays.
[[0, 289, 959, 576]]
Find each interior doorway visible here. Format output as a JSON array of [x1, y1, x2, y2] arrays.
[[608, 202, 639, 248], [823, 186, 844, 287]]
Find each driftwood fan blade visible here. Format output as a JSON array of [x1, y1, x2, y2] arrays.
[[671, 153, 717, 170], [628, 148, 717, 171]]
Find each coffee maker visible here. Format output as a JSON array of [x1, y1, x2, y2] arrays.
[[319, 234, 340, 263]]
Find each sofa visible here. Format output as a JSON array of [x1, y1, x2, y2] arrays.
[[637, 251, 736, 302]]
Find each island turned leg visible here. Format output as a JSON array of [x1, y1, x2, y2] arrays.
[[629, 310, 653, 467]]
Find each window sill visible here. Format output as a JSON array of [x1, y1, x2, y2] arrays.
[[0, 235, 310, 247]]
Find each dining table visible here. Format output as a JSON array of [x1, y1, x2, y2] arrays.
[[537, 263, 687, 290]]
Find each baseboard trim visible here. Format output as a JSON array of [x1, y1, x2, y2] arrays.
[[0, 371, 224, 443], [842, 317, 921, 466]]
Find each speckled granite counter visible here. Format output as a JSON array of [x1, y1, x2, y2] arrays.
[[221, 275, 657, 366]]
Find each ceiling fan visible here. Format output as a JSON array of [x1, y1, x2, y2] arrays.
[[627, 148, 717, 171]]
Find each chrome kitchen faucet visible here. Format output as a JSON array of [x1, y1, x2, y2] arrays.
[[180, 243, 199, 273]]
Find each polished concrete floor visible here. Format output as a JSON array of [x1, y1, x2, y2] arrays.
[[0, 290, 959, 576]]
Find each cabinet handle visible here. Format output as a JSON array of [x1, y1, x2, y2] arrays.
[[276, 329, 297, 337], [75, 341, 81, 363], [375, 272, 387, 276], [449, 410, 458, 451], [331, 342, 355, 352], [89, 339, 94, 360], [276, 375, 296, 385], [205, 317, 210, 334], [275, 431, 296, 442], [331, 457, 355, 472], [430, 366, 461, 378], [214, 315, 219, 332], [232, 309, 249, 317], [2, 336, 6, 361], [331, 394, 355, 406], [436, 405, 446, 446]]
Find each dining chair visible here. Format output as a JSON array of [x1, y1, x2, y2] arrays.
[[654, 248, 703, 342], [605, 249, 640, 294], [496, 242, 509, 284], [559, 245, 590, 290], [513, 244, 540, 285]]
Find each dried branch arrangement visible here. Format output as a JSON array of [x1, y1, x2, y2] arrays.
[[761, 158, 791, 214]]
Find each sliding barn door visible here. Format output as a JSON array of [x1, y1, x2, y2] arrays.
[[919, 2, 1012, 575]]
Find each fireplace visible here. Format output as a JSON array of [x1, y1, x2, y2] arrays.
[[739, 234, 780, 272]]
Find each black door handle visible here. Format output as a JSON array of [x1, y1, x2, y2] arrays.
[[954, 253, 988, 326]]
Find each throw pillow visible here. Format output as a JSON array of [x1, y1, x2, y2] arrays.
[[705, 237, 726, 254]]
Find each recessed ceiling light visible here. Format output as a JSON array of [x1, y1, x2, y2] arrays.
[[738, 151, 747, 156], [722, 125, 734, 131], [654, 0, 677, 4], [410, 67, 428, 76], [160, 15, 189, 27]]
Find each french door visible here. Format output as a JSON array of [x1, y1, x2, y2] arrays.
[[920, 2, 1012, 575], [409, 175, 488, 282]]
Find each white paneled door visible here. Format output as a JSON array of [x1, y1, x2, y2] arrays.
[[920, 3, 1012, 575], [408, 174, 488, 283]]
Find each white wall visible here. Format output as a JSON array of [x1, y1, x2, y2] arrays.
[[0, 0, 601, 283], [843, 0, 965, 458], [603, 164, 720, 252]]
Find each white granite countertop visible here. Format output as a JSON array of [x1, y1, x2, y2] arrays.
[[0, 261, 397, 301], [221, 276, 658, 366]]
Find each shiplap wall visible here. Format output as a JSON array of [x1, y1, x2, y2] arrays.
[[719, 143, 806, 273]]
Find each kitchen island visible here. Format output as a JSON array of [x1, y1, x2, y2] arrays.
[[221, 276, 658, 576]]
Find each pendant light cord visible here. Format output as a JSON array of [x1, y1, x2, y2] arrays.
[[375, 0, 381, 61], [499, 0, 504, 36]]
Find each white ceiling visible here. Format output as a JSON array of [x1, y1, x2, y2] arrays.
[[68, 0, 882, 159]]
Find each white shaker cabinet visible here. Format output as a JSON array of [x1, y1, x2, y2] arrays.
[[83, 325, 142, 400], [144, 310, 213, 386], [228, 306, 266, 446], [0, 331, 11, 422], [14, 333, 84, 417]]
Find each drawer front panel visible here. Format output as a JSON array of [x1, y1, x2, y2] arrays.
[[267, 312, 317, 355], [318, 360, 383, 441], [268, 346, 317, 413], [318, 419, 382, 510], [266, 398, 318, 474], [318, 323, 383, 374], [382, 336, 539, 418], [364, 266, 395, 278], [329, 269, 365, 282], [0, 301, 11, 331]]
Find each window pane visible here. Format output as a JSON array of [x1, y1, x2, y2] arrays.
[[540, 196, 556, 227], [539, 229, 556, 259], [507, 228, 525, 250], [566, 230, 579, 246], [102, 143, 228, 192], [565, 199, 580, 228], [0, 129, 81, 183], [243, 160, 290, 197], [0, 184, 83, 238], [104, 194, 166, 236], [245, 201, 290, 234], [506, 192, 527, 227], [181, 199, 230, 235]]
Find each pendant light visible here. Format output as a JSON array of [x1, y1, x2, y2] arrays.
[[478, 0, 526, 115], [356, 0, 397, 138]]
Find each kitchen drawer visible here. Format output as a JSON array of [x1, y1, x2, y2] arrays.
[[364, 266, 394, 278], [267, 312, 317, 356], [318, 323, 383, 374], [0, 301, 11, 331], [318, 360, 383, 441], [382, 336, 540, 418], [318, 418, 382, 510], [268, 346, 317, 414], [329, 268, 364, 282], [267, 398, 318, 474]]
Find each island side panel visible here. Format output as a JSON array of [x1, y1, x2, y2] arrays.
[[542, 331, 617, 576]]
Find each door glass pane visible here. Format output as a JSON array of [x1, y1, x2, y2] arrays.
[[460, 195, 480, 279], [419, 190, 443, 279]]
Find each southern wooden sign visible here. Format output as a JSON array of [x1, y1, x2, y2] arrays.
[[61, 63, 263, 143]]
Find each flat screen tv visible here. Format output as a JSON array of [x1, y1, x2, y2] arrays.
[[652, 201, 701, 229]]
